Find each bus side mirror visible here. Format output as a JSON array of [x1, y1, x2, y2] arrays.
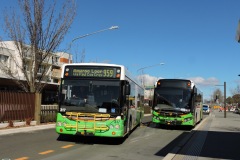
[[125, 84, 130, 95], [194, 87, 197, 95]]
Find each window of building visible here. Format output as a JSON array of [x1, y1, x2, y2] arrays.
[[0, 54, 8, 64]]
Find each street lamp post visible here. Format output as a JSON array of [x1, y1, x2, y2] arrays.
[[137, 63, 165, 87], [215, 82, 227, 118], [67, 26, 119, 63]]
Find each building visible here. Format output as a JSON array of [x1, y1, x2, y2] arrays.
[[0, 41, 72, 104]]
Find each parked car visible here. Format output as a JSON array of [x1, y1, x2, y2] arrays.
[[233, 108, 239, 114], [203, 104, 210, 114]]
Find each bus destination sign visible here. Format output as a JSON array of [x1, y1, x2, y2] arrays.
[[65, 67, 120, 78]]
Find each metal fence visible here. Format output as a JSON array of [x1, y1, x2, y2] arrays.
[[41, 105, 58, 123], [0, 92, 35, 122]]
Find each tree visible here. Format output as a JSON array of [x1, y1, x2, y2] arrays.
[[212, 88, 223, 104], [0, 0, 76, 93], [231, 84, 240, 96], [232, 94, 240, 104], [226, 96, 234, 104]]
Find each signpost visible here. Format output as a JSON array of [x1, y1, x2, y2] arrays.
[[236, 19, 240, 43]]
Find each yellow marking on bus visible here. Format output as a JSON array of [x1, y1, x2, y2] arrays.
[[15, 157, 29, 160], [39, 150, 54, 155], [61, 144, 74, 148]]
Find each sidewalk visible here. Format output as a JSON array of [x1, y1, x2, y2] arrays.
[[165, 109, 240, 160], [0, 123, 55, 136]]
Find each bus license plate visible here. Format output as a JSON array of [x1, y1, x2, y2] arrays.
[[165, 120, 176, 125]]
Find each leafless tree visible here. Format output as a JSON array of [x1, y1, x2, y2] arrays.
[[212, 88, 223, 104], [231, 84, 240, 95], [0, 0, 76, 93]]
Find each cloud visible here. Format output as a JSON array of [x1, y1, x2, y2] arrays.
[[137, 74, 163, 86], [139, 75, 219, 87], [187, 77, 219, 87]]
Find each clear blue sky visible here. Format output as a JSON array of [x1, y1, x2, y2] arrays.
[[1, 0, 240, 100]]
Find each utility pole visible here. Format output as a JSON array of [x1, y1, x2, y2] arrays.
[[215, 82, 227, 118], [224, 81, 226, 118]]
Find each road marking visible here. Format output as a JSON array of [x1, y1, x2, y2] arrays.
[[15, 157, 29, 160], [39, 150, 54, 155], [61, 144, 74, 148]]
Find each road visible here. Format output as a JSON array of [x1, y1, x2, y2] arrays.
[[0, 115, 207, 160]]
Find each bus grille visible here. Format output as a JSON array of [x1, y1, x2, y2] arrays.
[[64, 112, 111, 133], [159, 111, 182, 118]]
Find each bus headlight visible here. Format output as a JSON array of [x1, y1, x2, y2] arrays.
[[115, 124, 120, 129], [57, 122, 62, 126], [109, 125, 114, 129], [109, 124, 120, 130], [56, 121, 67, 126], [183, 118, 192, 122]]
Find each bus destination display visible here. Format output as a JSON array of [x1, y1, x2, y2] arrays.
[[65, 67, 120, 78]]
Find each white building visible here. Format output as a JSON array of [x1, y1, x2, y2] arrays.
[[0, 41, 72, 104]]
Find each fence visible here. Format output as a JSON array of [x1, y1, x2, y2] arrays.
[[0, 92, 35, 122], [41, 105, 58, 123], [0, 92, 58, 124]]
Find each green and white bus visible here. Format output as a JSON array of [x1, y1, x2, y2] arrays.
[[56, 63, 144, 137], [152, 79, 203, 127]]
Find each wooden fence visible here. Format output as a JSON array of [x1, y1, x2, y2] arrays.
[[0, 92, 35, 122], [0, 92, 58, 123]]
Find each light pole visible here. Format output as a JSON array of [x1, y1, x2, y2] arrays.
[[215, 82, 227, 118], [137, 63, 165, 87], [67, 26, 119, 63]]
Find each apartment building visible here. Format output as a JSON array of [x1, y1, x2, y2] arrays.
[[0, 41, 72, 104]]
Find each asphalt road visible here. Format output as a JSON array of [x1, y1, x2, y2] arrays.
[[0, 115, 204, 160]]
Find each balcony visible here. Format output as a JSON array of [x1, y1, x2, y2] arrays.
[[52, 69, 61, 78]]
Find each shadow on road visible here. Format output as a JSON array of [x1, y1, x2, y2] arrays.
[[154, 129, 240, 160], [154, 131, 190, 157], [199, 130, 240, 160], [57, 134, 126, 145]]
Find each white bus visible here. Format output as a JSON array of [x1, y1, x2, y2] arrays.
[[56, 63, 144, 138]]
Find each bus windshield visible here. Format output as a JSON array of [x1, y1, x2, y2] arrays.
[[154, 88, 191, 111], [59, 79, 120, 114]]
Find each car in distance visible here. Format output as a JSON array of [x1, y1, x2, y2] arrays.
[[203, 104, 210, 114]]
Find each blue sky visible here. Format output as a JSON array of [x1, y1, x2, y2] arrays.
[[1, 0, 240, 100]]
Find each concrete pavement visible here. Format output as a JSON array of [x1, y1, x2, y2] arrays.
[[0, 123, 55, 136], [164, 109, 240, 160]]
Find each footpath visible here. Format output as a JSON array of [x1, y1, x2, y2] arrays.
[[164, 109, 240, 160], [0, 123, 55, 136]]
